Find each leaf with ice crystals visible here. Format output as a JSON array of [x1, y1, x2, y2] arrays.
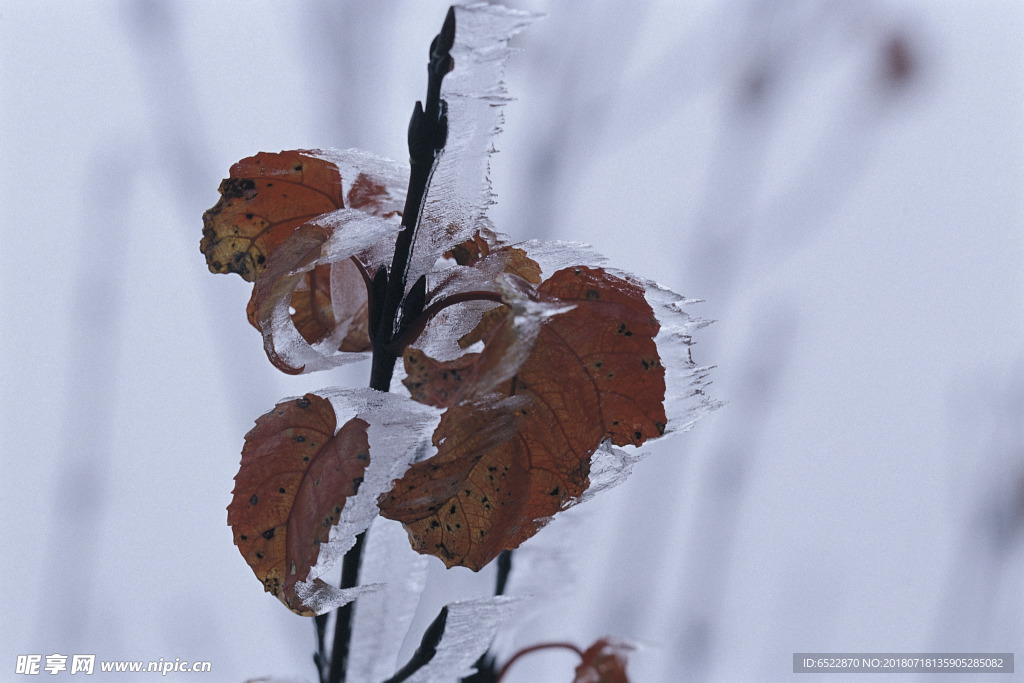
[[248, 211, 400, 374], [381, 267, 667, 570], [227, 393, 371, 616], [407, 3, 540, 281], [230, 389, 439, 616], [201, 150, 345, 282], [203, 149, 408, 373]]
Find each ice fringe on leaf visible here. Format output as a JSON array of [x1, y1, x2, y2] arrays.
[[578, 270, 719, 503], [288, 388, 441, 615], [408, 3, 541, 282]]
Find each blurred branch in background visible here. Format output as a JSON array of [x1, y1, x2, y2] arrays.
[[933, 366, 1024, 651], [34, 148, 137, 649]]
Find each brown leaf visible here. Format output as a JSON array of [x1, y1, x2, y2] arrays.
[[201, 151, 345, 282], [380, 267, 667, 570], [574, 639, 633, 683], [227, 393, 370, 615], [444, 230, 492, 266], [247, 259, 370, 353]]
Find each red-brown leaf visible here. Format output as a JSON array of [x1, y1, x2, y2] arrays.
[[203, 150, 373, 361], [227, 393, 369, 615], [201, 151, 344, 282], [574, 639, 633, 683], [379, 267, 667, 570], [246, 259, 371, 353]]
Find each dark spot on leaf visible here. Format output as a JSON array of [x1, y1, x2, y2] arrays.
[[279, 487, 286, 494], [549, 486, 560, 496], [250, 494, 258, 505], [449, 504, 457, 515], [585, 289, 600, 300], [295, 435, 306, 443], [262, 528, 275, 540], [240, 534, 248, 541], [256, 551, 264, 559], [634, 430, 642, 440], [296, 397, 311, 409], [430, 520, 440, 528]]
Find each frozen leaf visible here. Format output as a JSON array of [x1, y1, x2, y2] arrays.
[[380, 267, 667, 570], [201, 151, 344, 282], [248, 211, 400, 374], [259, 260, 370, 353], [227, 394, 370, 616], [289, 389, 441, 609], [574, 639, 633, 683], [203, 149, 409, 373]]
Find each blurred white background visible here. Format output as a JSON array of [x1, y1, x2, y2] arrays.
[[1, 1, 1022, 681]]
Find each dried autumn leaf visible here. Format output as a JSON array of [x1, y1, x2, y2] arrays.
[[246, 260, 370, 353], [201, 150, 344, 282], [204, 150, 406, 370], [574, 639, 633, 683], [227, 393, 370, 615], [379, 266, 667, 570]]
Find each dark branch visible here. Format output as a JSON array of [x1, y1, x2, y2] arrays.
[[382, 605, 449, 683], [326, 531, 366, 683], [372, 4, 457, 391], [324, 8, 457, 683]]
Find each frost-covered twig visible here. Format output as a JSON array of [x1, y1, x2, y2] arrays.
[[322, 9, 457, 683]]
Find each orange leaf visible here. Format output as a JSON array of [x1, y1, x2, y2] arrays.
[[380, 267, 666, 570], [574, 639, 633, 683], [227, 393, 370, 615], [201, 151, 344, 282]]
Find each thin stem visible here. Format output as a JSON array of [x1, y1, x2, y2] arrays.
[[350, 254, 372, 292], [381, 606, 449, 683], [494, 550, 512, 597], [314, 612, 329, 683], [326, 531, 366, 683], [495, 643, 585, 683], [387, 289, 504, 355]]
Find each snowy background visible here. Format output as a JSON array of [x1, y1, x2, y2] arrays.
[[2, 1, 1022, 681]]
